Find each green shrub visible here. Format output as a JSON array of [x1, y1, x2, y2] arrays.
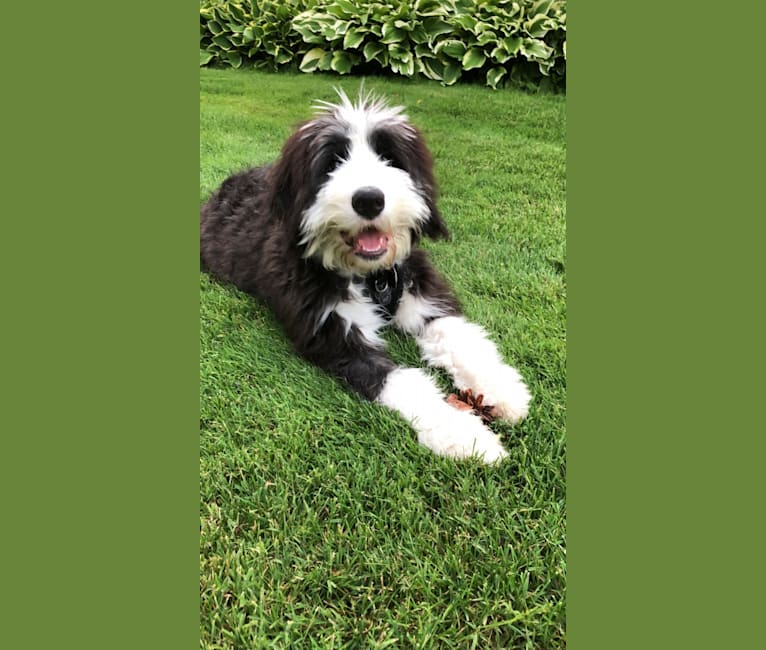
[[447, 0, 566, 89], [292, 0, 450, 78], [199, 0, 316, 70], [200, 0, 566, 91]]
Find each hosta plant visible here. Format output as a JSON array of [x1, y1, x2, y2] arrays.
[[200, 0, 315, 70], [200, 0, 566, 91]]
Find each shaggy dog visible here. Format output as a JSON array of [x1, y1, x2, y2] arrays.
[[200, 91, 531, 463]]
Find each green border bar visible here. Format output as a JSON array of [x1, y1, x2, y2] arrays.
[[569, 3, 765, 649], [3, 4, 200, 648]]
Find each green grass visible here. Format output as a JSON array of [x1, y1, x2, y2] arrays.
[[200, 68, 566, 649]]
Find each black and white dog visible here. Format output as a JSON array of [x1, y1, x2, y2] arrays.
[[200, 91, 530, 463]]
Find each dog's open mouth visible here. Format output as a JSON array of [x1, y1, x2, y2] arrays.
[[342, 227, 390, 259]]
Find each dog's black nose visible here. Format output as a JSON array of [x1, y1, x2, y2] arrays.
[[351, 186, 385, 219]]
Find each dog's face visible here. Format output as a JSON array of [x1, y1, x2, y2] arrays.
[[267, 92, 449, 276]]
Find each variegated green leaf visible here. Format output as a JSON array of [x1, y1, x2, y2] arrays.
[[330, 50, 356, 74], [417, 56, 445, 81], [524, 14, 553, 38], [414, 0, 445, 14], [299, 47, 326, 72], [474, 21, 493, 34], [228, 4, 245, 23], [422, 16, 453, 40], [462, 47, 486, 71], [381, 23, 406, 44], [409, 24, 428, 44], [486, 66, 507, 89], [318, 51, 334, 71], [212, 35, 232, 50], [491, 45, 511, 64], [343, 28, 366, 50], [435, 39, 467, 60], [363, 41, 385, 62], [274, 49, 292, 65], [477, 30, 498, 46], [388, 44, 412, 63], [520, 38, 553, 59], [453, 14, 477, 31], [390, 56, 415, 77], [441, 62, 462, 86], [333, 20, 350, 36], [531, 0, 555, 17], [226, 51, 242, 68], [414, 43, 433, 58], [332, 0, 358, 18], [294, 25, 326, 45], [503, 35, 523, 55]]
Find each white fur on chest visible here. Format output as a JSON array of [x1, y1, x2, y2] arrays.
[[393, 291, 448, 335], [331, 282, 449, 344], [332, 282, 387, 346]]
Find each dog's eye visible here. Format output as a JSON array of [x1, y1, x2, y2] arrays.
[[379, 152, 402, 169], [318, 138, 349, 177], [323, 154, 344, 175], [370, 131, 405, 170]]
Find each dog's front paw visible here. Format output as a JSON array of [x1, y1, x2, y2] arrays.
[[378, 367, 509, 464], [420, 409, 508, 464], [472, 364, 532, 424]]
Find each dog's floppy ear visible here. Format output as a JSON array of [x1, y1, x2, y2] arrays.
[[409, 129, 450, 240], [265, 126, 309, 225], [421, 196, 450, 240], [266, 119, 346, 239]]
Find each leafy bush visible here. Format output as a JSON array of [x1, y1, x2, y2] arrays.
[[200, 0, 566, 91], [199, 0, 315, 70], [292, 0, 452, 78]]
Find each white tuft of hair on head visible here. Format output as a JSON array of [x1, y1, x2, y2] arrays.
[[311, 88, 415, 141]]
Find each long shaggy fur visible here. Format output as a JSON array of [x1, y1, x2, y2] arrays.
[[200, 91, 531, 463]]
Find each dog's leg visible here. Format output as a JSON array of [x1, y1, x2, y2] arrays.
[[300, 311, 507, 464], [377, 367, 508, 464], [415, 315, 531, 423], [393, 254, 532, 424]]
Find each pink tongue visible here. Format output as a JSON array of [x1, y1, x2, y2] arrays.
[[355, 230, 387, 253]]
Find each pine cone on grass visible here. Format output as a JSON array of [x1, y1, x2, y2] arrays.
[[445, 389, 498, 425]]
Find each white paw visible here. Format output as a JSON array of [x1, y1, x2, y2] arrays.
[[415, 316, 531, 424], [377, 367, 509, 465], [418, 408, 509, 465], [476, 363, 532, 423]]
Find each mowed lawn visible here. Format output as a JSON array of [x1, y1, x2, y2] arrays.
[[200, 68, 566, 649]]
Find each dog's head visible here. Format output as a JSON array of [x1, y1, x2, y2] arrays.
[[266, 90, 449, 276]]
